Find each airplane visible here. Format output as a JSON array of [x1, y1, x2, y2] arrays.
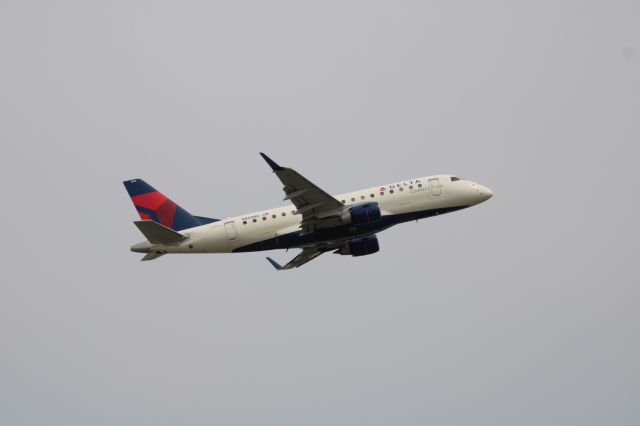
[[124, 153, 493, 270]]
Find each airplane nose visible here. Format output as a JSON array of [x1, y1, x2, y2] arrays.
[[478, 185, 493, 201]]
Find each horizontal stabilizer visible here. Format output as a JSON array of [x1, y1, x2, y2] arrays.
[[141, 252, 166, 261], [134, 220, 188, 244]]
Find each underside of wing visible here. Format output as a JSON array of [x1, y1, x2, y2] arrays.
[[265, 235, 375, 270], [266, 247, 325, 270]]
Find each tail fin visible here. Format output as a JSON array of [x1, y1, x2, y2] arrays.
[[123, 179, 217, 231]]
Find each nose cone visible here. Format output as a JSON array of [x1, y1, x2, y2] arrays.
[[478, 185, 493, 201], [467, 182, 493, 204]]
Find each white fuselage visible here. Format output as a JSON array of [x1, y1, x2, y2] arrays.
[[139, 175, 492, 255]]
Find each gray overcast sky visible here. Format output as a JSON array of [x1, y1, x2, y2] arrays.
[[1, 1, 639, 425]]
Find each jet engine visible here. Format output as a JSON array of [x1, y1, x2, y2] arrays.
[[335, 235, 380, 257], [341, 202, 381, 224]]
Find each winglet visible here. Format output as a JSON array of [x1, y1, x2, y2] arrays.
[[259, 152, 284, 172], [266, 257, 284, 271]]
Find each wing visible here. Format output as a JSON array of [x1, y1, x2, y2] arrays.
[[266, 247, 325, 270], [260, 153, 343, 231]]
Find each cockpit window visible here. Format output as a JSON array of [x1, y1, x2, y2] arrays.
[[450, 176, 460, 182]]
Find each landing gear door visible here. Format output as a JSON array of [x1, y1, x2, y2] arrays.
[[428, 178, 442, 196], [224, 221, 237, 240]]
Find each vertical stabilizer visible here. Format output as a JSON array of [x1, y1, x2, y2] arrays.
[[123, 179, 204, 231]]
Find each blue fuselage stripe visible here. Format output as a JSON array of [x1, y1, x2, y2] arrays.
[[232, 205, 469, 253]]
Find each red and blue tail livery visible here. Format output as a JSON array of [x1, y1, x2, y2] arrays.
[[123, 179, 218, 231]]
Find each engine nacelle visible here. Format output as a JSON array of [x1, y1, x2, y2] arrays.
[[341, 202, 381, 224], [336, 235, 380, 257]]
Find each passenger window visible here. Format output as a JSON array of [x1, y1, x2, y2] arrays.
[[252, 218, 257, 223], [370, 194, 375, 198], [399, 187, 404, 192], [243, 220, 247, 225], [351, 197, 355, 202], [262, 216, 267, 221], [390, 189, 394, 194], [360, 195, 365, 200], [418, 183, 422, 188], [409, 185, 413, 190], [272, 214, 276, 219], [341, 200, 346, 204], [282, 212, 286, 216], [379, 192, 384, 196]]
